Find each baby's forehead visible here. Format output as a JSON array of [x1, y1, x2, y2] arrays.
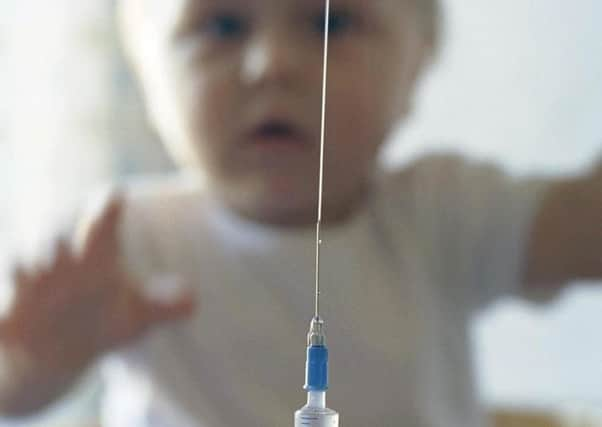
[[128, 0, 415, 42], [186, 0, 384, 6], [165, 0, 406, 14]]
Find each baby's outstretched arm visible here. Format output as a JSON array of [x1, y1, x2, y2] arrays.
[[0, 197, 196, 417], [524, 159, 602, 288]]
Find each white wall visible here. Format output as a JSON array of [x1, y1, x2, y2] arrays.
[[388, 0, 602, 176]]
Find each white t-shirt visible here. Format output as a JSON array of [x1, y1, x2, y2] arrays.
[[98, 155, 546, 427]]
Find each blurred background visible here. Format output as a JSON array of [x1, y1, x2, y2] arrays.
[[0, 0, 601, 426]]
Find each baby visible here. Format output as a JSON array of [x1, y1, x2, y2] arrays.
[[1, 0, 600, 426]]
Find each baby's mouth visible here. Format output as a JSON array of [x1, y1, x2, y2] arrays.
[[248, 119, 311, 148]]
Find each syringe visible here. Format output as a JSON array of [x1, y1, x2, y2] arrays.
[[294, 0, 339, 426], [294, 317, 339, 426]]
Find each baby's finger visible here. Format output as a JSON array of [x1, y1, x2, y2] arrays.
[[12, 263, 51, 302], [53, 238, 73, 269], [12, 264, 28, 286], [11, 264, 35, 297], [82, 194, 124, 260]]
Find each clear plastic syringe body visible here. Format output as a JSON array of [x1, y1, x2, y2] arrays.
[[294, 391, 339, 427]]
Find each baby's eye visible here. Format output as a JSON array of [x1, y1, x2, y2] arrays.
[[200, 13, 247, 40], [313, 9, 354, 37]]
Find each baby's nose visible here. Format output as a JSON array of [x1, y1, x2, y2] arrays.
[[241, 31, 303, 88]]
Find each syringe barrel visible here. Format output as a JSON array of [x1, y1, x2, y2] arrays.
[[294, 406, 339, 427]]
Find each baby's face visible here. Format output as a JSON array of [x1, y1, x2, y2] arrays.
[[126, 0, 427, 225]]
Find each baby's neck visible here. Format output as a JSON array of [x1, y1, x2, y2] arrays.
[[225, 191, 369, 230]]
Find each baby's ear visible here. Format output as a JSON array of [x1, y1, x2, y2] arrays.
[[394, 36, 435, 121]]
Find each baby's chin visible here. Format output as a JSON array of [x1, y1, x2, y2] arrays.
[[216, 178, 364, 228], [221, 181, 320, 227]]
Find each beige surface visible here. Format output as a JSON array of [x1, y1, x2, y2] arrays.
[[491, 409, 602, 427], [492, 410, 563, 427]]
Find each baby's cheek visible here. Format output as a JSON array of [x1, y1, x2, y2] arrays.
[[188, 78, 234, 147], [326, 118, 382, 184], [328, 86, 389, 153]]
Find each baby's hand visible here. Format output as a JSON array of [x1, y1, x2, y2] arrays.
[[0, 196, 197, 416]]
